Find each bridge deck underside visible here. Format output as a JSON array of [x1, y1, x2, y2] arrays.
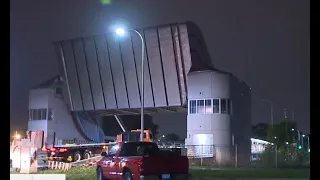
[[55, 22, 213, 113]]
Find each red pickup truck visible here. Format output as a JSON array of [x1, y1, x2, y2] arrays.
[[96, 142, 189, 180]]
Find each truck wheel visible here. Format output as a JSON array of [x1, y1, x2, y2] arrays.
[[84, 152, 91, 159], [96, 167, 106, 180], [124, 171, 133, 180], [74, 151, 82, 162]]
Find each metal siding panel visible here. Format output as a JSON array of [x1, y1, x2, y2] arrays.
[[178, 24, 192, 73], [56, 22, 214, 112], [178, 24, 192, 106], [171, 25, 186, 105], [72, 39, 94, 110], [144, 29, 167, 107], [94, 35, 117, 109], [132, 31, 154, 108], [119, 36, 141, 108], [106, 34, 129, 109], [158, 26, 182, 106], [60, 41, 83, 111], [83, 38, 106, 110], [55, 44, 74, 110]]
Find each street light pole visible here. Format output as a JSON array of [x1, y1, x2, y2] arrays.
[[115, 28, 145, 142], [262, 99, 274, 126], [306, 136, 309, 151], [135, 30, 145, 142], [291, 128, 301, 143]]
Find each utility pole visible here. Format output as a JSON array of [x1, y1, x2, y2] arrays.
[[262, 99, 274, 126], [291, 110, 295, 122], [284, 108, 288, 120]]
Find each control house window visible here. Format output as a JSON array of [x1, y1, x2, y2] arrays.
[[40, 108, 47, 120], [189, 100, 196, 114], [197, 100, 205, 113], [213, 99, 219, 113], [48, 109, 54, 120], [205, 99, 212, 113], [32, 109, 39, 120], [29, 108, 53, 121], [221, 99, 227, 114], [55, 87, 63, 95], [188, 98, 232, 115], [29, 110, 33, 121], [55, 86, 64, 98]]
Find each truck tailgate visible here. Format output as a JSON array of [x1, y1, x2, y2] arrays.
[[141, 155, 189, 175]]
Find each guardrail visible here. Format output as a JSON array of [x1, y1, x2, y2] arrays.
[[47, 161, 72, 171], [71, 156, 103, 167], [47, 156, 103, 171]]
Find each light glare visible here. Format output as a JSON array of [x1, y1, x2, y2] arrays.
[[115, 28, 125, 35]]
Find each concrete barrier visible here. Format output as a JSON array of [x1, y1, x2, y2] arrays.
[[71, 156, 102, 167], [191, 179, 309, 180], [10, 174, 65, 180], [47, 161, 72, 171]]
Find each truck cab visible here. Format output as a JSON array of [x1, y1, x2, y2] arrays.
[[116, 130, 153, 143]]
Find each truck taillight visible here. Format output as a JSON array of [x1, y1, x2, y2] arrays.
[[138, 161, 144, 173], [59, 148, 67, 152], [50, 148, 56, 152]]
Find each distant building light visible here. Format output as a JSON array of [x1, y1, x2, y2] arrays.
[[15, 134, 21, 140]]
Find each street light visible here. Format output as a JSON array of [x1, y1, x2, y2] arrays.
[[291, 128, 303, 150], [291, 128, 301, 143], [305, 135, 310, 153], [115, 28, 125, 35], [115, 27, 145, 142], [13, 130, 21, 140], [261, 99, 274, 126]]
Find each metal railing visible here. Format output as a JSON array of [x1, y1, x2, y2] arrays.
[[184, 145, 216, 158]]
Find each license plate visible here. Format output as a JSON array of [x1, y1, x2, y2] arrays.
[[162, 174, 170, 180], [51, 152, 55, 155]]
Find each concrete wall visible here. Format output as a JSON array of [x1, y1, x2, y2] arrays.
[[28, 89, 51, 132], [186, 71, 232, 163], [10, 174, 65, 180], [47, 89, 85, 141], [185, 70, 251, 165], [230, 76, 252, 166], [28, 88, 84, 141]]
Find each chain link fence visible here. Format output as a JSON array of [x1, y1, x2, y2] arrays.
[[178, 145, 236, 167], [252, 144, 310, 168], [166, 144, 310, 168], [185, 145, 217, 166]]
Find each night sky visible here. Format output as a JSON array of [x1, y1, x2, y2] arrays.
[[10, 0, 310, 138]]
